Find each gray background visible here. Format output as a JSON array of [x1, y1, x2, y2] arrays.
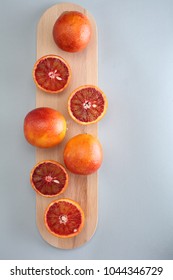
[[1, 0, 173, 260]]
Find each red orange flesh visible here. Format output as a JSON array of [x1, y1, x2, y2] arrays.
[[68, 85, 108, 125], [45, 198, 85, 238], [30, 160, 68, 197], [33, 55, 71, 93]]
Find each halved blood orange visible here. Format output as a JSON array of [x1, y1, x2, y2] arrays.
[[30, 160, 68, 197], [68, 85, 108, 124], [45, 198, 85, 238], [33, 55, 71, 94]]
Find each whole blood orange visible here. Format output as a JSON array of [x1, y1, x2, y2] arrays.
[[45, 198, 85, 238], [24, 107, 66, 148], [30, 160, 68, 197], [63, 134, 103, 175], [33, 55, 71, 93], [53, 11, 91, 52], [68, 85, 108, 125]]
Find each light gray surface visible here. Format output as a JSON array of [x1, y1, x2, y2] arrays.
[[1, 0, 173, 260]]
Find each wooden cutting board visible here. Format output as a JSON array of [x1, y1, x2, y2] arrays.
[[35, 3, 98, 249]]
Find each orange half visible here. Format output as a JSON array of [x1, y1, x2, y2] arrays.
[[30, 160, 68, 197], [68, 85, 108, 125], [45, 198, 85, 238], [33, 55, 71, 94]]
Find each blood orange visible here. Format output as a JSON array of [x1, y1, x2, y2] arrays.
[[30, 160, 68, 197], [33, 55, 71, 93], [23, 107, 66, 148], [63, 133, 103, 175], [68, 85, 108, 125], [45, 198, 85, 238], [53, 11, 91, 52]]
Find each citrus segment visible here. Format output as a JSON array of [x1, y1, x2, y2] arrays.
[[68, 85, 107, 124], [45, 198, 85, 238], [30, 160, 68, 197], [33, 55, 71, 93]]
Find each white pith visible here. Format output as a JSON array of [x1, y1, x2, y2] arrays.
[[45, 175, 52, 183], [59, 215, 68, 224], [45, 175, 60, 184], [83, 100, 91, 109], [83, 100, 97, 110], [48, 70, 62, 80]]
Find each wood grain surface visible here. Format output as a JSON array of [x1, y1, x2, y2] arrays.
[[35, 3, 98, 249]]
